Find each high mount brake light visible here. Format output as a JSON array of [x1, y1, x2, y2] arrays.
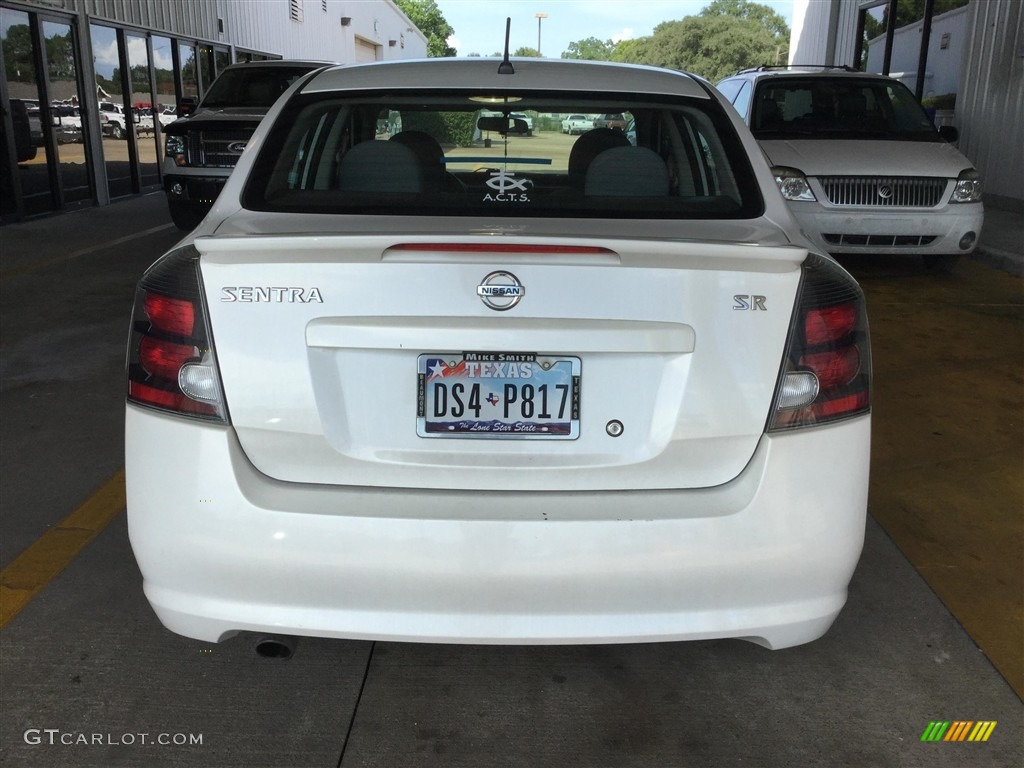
[[126, 245, 228, 423], [769, 254, 871, 431]]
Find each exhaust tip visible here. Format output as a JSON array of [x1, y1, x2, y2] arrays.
[[254, 635, 296, 660]]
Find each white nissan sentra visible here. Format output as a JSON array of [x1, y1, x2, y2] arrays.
[[126, 58, 871, 650]]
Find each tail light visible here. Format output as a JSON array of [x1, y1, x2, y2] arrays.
[[769, 254, 871, 431], [126, 245, 228, 423]]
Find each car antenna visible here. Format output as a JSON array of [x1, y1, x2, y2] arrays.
[[497, 18, 514, 75]]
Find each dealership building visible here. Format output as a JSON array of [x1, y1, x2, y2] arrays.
[[0, 0, 427, 222]]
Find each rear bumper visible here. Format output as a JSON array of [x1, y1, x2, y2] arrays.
[[791, 200, 983, 256], [126, 406, 870, 649]]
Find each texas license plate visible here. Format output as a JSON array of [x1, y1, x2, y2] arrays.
[[417, 352, 580, 439]]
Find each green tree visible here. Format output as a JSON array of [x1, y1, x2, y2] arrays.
[[45, 31, 76, 81], [701, 0, 789, 39], [394, 0, 456, 57], [2, 24, 34, 83], [701, 0, 789, 67], [561, 36, 616, 61], [610, 38, 651, 65], [513, 46, 541, 57], [617, 15, 782, 82]]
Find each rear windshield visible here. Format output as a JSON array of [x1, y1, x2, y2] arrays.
[[200, 66, 322, 109], [751, 77, 940, 141], [242, 90, 763, 220]]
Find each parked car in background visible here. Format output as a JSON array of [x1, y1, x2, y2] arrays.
[[127, 57, 871, 652], [7, 99, 37, 161], [99, 100, 131, 139], [50, 103, 83, 143], [158, 106, 178, 127], [20, 98, 43, 149], [161, 59, 331, 230], [594, 113, 628, 132], [509, 112, 533, 135], [560, 113, 594, 134], [717, 66, 983, 270]]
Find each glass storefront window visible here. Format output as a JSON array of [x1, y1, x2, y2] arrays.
[[91, 23, 133, 198], [179, 42, 198, 101], [43, 19, 91, 205], [2, 7, 56, 216], [127, 33, 159, 188], [215, 47, 231, 78], [198, 43, 215, 93], [859, 3, 888, 73]]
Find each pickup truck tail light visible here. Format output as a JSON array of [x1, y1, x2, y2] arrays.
[[126, 245, 228, 423], [769, 254, 871, 431]]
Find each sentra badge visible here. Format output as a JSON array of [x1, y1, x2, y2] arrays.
[[477, 271, 524, 311]]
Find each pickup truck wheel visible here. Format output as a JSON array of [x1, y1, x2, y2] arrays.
[[110, 123, 124, 140]]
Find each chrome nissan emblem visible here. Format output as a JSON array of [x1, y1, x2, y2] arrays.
[[227, 141, 248, 154], [877, 184, 893, 200], [477, 271, 525, 311]]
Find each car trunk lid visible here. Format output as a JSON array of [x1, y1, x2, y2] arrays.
[[198, 234, 805, 491]]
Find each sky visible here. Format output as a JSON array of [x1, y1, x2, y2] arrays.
[[436, 0, 794, 58]]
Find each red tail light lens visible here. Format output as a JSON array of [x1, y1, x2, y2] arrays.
[[769, 255, 871, 431], [139, 336, 198, 380], [126, 245, 228, 423], [804, 302, 857, 346], [144, 293, 194, 336]]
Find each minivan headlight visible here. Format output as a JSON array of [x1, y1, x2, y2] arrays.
[[951, 169, 982, 203], [771, 166, 816, 202]]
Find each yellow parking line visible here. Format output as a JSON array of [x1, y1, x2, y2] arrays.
[[0, 468, 126, 630]]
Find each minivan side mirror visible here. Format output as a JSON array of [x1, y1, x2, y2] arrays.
[[938, 125, 959, 143]]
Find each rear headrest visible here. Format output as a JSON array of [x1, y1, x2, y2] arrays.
[[568, 128, 631, 183], [584, 147, 670, 197], [337, 141, 423, 193], [390, 131, 445, 183]]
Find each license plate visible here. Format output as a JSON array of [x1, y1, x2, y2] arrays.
[[417, 353, 580, 439]]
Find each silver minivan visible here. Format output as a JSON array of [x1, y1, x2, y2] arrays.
[[717, 66, 983, 270]]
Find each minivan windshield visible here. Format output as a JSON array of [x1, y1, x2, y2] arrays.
[[750, 77, 940, 141], [242, 91, 763, 220], [200, 65, 322, 109]]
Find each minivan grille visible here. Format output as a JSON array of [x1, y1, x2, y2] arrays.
[[818, 176, 947, 208], [823, 234, 938, 247], [187, 129, 255, 168]]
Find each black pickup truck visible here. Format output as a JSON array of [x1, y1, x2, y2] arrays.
[[162, 60, 331, 230]]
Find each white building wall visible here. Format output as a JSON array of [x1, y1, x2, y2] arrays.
[[215, 0, 426, 62], [958, 0, 1024, 206], [865, 6, 969, 97], [73, 0, 219, 39], [789, 0, 860, 67]]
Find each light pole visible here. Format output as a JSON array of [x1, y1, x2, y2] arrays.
[[535, 13, 548, 56]]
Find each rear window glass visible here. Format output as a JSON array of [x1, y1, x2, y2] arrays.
[[200, 66, 323, 108], [242, 91, 763, 220]]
